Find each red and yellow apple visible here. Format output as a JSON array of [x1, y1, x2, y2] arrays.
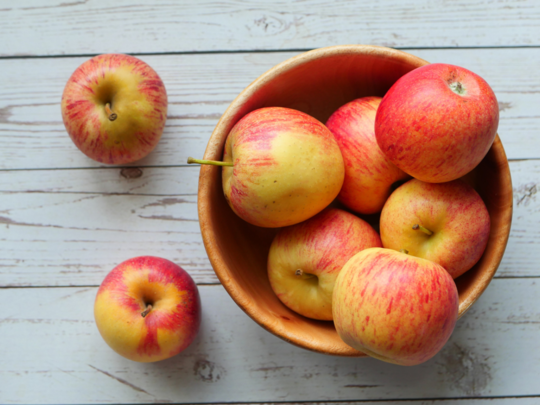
[[94, 256, 201, 362], [326, 97, 409, 214], [380, 178, 490, 279], [61, 53, 168, 164], [267, 208, 381, 320], [375, 63, 499, 183], [333, 248, 459, 366], [190, 107, 345, 228]]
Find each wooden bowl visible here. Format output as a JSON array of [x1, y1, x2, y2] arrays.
[[197, 45, 513, 356]]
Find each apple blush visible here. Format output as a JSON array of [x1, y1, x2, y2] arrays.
[[61, 53, 168, 164], [326, 96, 409, 214], [94, 256, 201, 363], [267, 208, 382, 320], [333, 248, 459, 366], [189, 107, 345, 228], [375, 63, 499, 183], [380, 178, 490, 279]]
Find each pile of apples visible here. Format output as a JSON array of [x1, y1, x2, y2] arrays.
[[192, 63, 499, 366]]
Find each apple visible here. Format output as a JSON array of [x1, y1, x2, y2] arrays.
[[267, 208, 382, 320], [379, 178, 490, 279], [375, 63, 499, 183], [94, 256, 201, 362], [333, 248, 459, 366], [61, 53, 168, 164], [326, 96, 409, 214], [189, 107, 345, 228]]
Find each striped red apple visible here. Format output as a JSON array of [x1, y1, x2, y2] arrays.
[[61, 53, 168, 164], [375, 63, 499, 183], [326, 96, 409, 214], [333, 248, 459, 366], [380, 178, 490, 279], [267, 208, 382, 320], [94, 256, 201, 363]]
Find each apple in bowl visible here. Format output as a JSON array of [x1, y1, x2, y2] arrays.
[[190, 107, 345, 228], [380, 178, 491, 279], [375, 63, 499, 183], [333, 248, 459, 366], [61, 53, 168, 165], [94, 256, 201, 362], [326, 96, 409, 214], [267, 208, 381, 320]]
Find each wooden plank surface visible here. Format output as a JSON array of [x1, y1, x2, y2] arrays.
[[0, 159, 537, 286], [1, 0, 539, 56], [1, 279, 539, 404], [2, 1, 539, 403], [0, 47, 539, 172]]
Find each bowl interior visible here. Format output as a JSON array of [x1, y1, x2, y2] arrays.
[[198, 45, 513, 356]]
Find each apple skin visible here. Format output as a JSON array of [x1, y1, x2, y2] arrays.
[[375, 63, 499, 183], [333, 248, 458, 366], [380, 178, 490, 279], [267, 208, 382, 320], [61, 53, 168, 164], [222, 107, 345, 228], [94, 256, 201, 363], [326, 97, 409, 214]]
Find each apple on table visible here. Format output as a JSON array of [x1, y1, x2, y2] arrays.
[[94, 256, 201, 363], [326, 96, 409, 214], [189, 107, 345, 228], [379, 178, 490, 279], [333, 248, 459, 366], [61, 53, 168, 165], [375, 63, 499, 183], [267, 208, 382, 320]]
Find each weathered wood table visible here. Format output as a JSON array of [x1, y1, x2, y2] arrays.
[[1, 1, 539, 404]]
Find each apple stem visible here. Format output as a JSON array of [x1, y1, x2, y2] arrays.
[[399, 249, 409, 254], [187, 157, 233, 167], [141, 304, 153, 318], [412, 224, 433, 236], [105, 103, 118, 121], [295, 269, 315, 280], [449, 81, 466, 95]]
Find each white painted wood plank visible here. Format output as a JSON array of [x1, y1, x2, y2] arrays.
[[0, 191, 215, 286], [499, 159, 540, 278], [1, 279, 539, 403], [0, 158, 537, 287], [1, 0, 539, 56], [0, 48, 539, 171], [0, 166, 200, 195]]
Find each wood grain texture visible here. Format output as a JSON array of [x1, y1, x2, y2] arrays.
[[0, 190, 212, 287], [0, 158, 536, 287], [1, 280, 539, 403], [1, 0, 539, 56], [0, 48, 538, 171], [1, 1, 538, 403]]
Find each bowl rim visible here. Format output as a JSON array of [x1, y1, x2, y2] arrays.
[[197, 44, 514, 356], [456, 135, 513, 318], [200, 44, 431, 161]]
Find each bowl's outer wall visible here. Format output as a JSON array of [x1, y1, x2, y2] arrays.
[[197, 45, 513, 356], [454, 136, 513, 317]]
